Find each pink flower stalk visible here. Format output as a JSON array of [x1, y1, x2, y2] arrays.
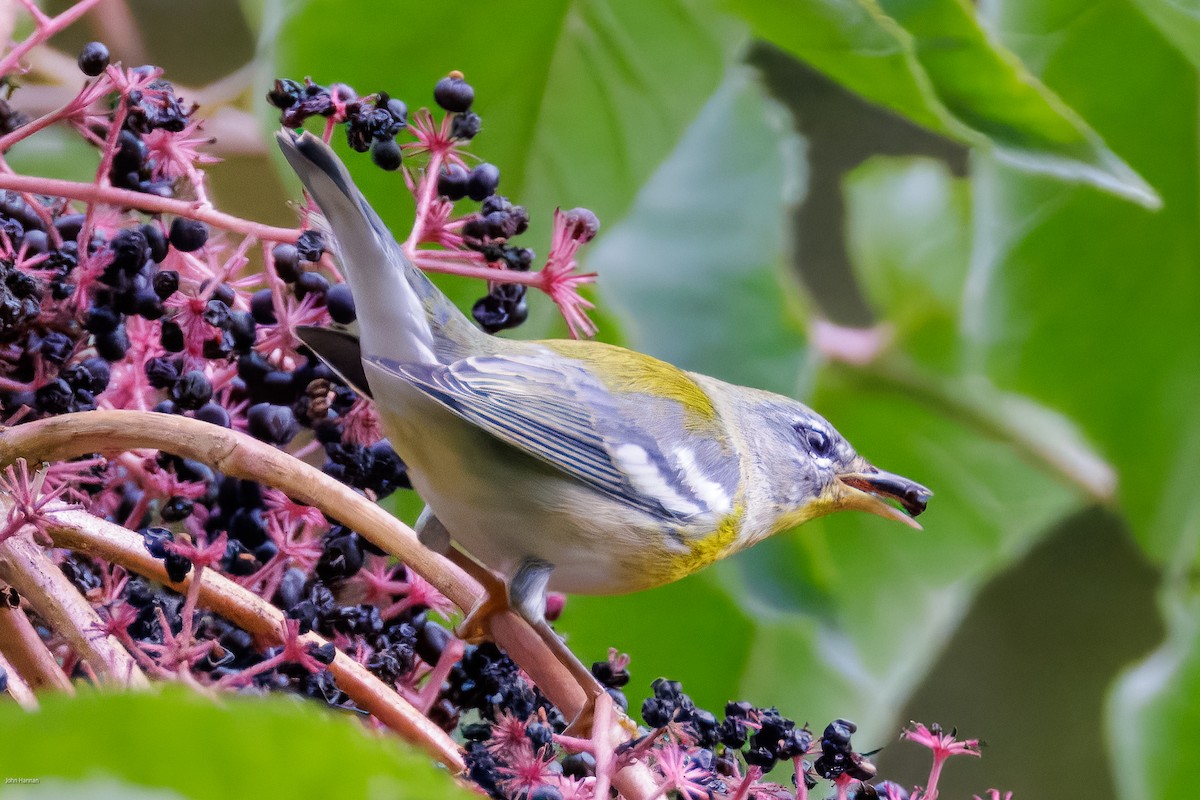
[[488, 709, 533, 756], [497, 740, 561, 798], [101, 316, 165, 411], [262, 488, 327, 531], [649, 742, 712, 800], [255, 291, 331, 366], [142, 119, 219, 182], [541, 208, 600, 338], [382, 568, 456, 621], [903, 722, 982, 800], [341, 396, 382, 447], [403, 107, 461, 162], [0, 458, 74, 545], [164, 530, 227, 572]]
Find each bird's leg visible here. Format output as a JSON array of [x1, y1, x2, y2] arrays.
[[507, 558, 607, 736], [452, 559, 510, 644], [415, 511, 505, 642], [455, 555, 553, 644]]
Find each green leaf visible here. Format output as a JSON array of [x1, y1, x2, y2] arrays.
[[0, 687, 472, 800], [964, 0, 1200, 565], [725, 0, 1158, 206], [1129, 0, 1200, 69], [844, 156, 972, 370], [1108, 590, 1200, 800], [946, 2, 1200, 791], [273, 0, 740, 323]]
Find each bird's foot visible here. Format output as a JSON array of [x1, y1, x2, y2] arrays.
[[454, 580, 510, 644]]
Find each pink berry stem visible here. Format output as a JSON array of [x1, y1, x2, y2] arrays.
[[0, 0, 105, 77], [411, 250, 556, 289], [0, 172, 301, 242]]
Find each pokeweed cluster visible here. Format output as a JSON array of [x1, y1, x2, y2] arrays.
[[0, 4, 1007, 800]]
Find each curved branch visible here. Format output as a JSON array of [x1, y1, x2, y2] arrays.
[[42, 506, 465, 773], [0, 410, 480, 612], [0, 535, 147, 688], [0, 650, 38, 709], [0, 601, 74, 694]]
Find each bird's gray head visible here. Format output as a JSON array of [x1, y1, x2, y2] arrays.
[[739, 393, 931, 535]]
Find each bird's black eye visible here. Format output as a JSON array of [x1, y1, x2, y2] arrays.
[[798, 424, 831, 456]]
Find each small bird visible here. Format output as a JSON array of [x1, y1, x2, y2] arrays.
[[277, 131, 930, 636]]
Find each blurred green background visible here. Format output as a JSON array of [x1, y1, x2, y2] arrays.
[[8, 0, 1200, 797]]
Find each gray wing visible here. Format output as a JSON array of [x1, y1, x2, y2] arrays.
[[364, 352, 739, 525]]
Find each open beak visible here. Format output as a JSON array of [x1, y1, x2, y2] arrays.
[[835, 467, 932, 530]]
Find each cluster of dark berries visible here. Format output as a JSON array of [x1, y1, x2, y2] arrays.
[[813, 718, 877, 783], [736, 704, 813, 774], [460, 195, 532, 333], [269, 69, 533, 335], [0, 201, 101, 415], [268, 77, 339, 128], [445, 640, 564, 732], [0, 51, 427, 740], [269, 79, 411, 171], [81, 47, 201, 196]]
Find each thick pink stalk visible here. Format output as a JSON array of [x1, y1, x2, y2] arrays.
[[0, 173, 300, 242]]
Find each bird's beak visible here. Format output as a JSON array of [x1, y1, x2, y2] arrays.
[[834, 467, 932, 530]]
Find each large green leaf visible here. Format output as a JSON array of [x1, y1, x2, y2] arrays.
[[0, 687, 473, 800], [584, 67, 807, 395], [966, 0, 1200, 566], [957, 1, 1200, 794], [726, 0, 1157, 206], [1129, 0, 1200, 69]]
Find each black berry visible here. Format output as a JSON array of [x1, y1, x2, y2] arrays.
[[467, 163, 500, 201], [169, 218, 208, 252], [437, 164, 469, 200], [434, 75, 474, 112], [77, 42, 110, 77], [172, 370, 213, 410], [370, 138, 402, 171], [272, 243, 302, 283], [247, 403, 299, 445], [324, 283, 356, 324], [450, 111, 481, 141]]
